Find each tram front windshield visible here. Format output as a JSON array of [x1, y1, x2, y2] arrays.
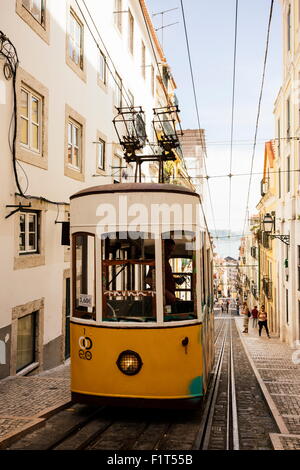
[[162, 232, 197, 322], [102, 231, 197, 323], [102, 232, 156, 322]]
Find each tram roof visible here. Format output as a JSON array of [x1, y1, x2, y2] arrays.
[[70, 183, 200, 200]]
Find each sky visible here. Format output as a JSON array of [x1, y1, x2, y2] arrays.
[[147, 0, 282, 257]]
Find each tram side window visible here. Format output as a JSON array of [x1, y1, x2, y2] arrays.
[[73, 233, 96, 320], [102, 232, 156, 322], [162, 231, 197, 322]]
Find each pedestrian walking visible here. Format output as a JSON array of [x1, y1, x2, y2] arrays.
[[242, 302, 250, 333], [258, 305, 270, 338], [251, 306, 258, 328]]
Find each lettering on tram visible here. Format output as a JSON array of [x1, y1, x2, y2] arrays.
[[78, 336, 93, 361]]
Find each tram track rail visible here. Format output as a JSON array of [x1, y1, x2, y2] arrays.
[[193, 318, 240, 450]]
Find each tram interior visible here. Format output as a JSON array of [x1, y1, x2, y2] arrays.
[[102, 231, 197, 322]]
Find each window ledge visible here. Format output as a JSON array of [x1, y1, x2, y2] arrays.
[[14, 254, 45, 270], [17, 362, 39, 376]]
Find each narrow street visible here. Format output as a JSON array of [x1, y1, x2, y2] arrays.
[[1, 0, 300, 457]]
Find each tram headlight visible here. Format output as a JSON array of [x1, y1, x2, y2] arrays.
[[116, 350, 143, 376]]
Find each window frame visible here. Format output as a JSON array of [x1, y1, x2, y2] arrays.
[[98, 49, 107, 84], [17, 68, 49, 170], [64, 104, 85, 182], [128, 9, 134, 54], [287, 155, 291, 193], [72, 232, 96, 322], [97, 137, 106, 171], [16, 311, 37, 373], [16, 0, 50, 43], [69, 9, 84, 70], [20, 85, 42, 155], [67, 118, 82, 171], [161, 231, 198, 322], [141, 40, 146, 78], [287, 4, 291, 52], [22, 0, 45, 25], [19, 210, 39, 255], [112, 154, 122, 183], [101, 232, 157, 324], [115, 72, 122, 108]]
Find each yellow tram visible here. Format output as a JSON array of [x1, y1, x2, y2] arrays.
[[70, 183, 214, 408]]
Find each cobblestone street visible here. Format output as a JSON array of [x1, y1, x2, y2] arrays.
[[0, 362, 71, 448]]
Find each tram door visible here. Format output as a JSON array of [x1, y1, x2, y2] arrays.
[[65, 277, 70, 359]]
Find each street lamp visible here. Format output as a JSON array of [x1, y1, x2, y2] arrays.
[[262, 213, 290, 246], [262, 213, 274, 233]]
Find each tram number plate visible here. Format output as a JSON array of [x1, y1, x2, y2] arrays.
[[79, 294, 93, 307]]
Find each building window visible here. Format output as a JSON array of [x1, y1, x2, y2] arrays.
[[287, 4, 291, 51], [141, 41, 146, 78], [22, 0, 45, 24], [69, 9, 83, 70], [128, 9, 134, 54], [20, 86, 42, 153], [65, 105, 85, 181], [67, 119, 82, 171], [16, 0, 49, 43], [114, 0, 122, 32], [287, 97, 290, 139], [112, 154, 122, 183], [16, 311, 37, 372], [286, 289, 289, 324], [279, 168, 281, 198], [277, 119, 280, 158], [298, 246, 300, 291], [287, 155, 291, 192], [19, 211, 39, 255], [151, 65, 155, 96], [115, 72, 122, 108], [98, 49, 106, 84], [97, 138, 105, 171]]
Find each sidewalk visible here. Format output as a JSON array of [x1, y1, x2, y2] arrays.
[[0, 361, 71, 448], [235, 316, 300, 450]]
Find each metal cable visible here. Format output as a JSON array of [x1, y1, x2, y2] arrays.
[[242, 0, 274, 236]]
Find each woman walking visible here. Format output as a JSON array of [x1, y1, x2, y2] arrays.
[[242, 302, 250, 333], [258, 305, 270, 338]]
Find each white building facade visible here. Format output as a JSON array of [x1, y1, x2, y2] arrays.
[[273, 0, 300, 346], [0, 0, 178, 378]]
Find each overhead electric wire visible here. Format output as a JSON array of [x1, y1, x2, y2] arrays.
[[242, 0, 274, 237], [139, 0, 193, 187], [180, 0, 219, 253], [228, 0, 239, 241], [76, 0, 131, 108]]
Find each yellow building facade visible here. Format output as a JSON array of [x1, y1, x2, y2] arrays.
[[256, 142, 279, 335]]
